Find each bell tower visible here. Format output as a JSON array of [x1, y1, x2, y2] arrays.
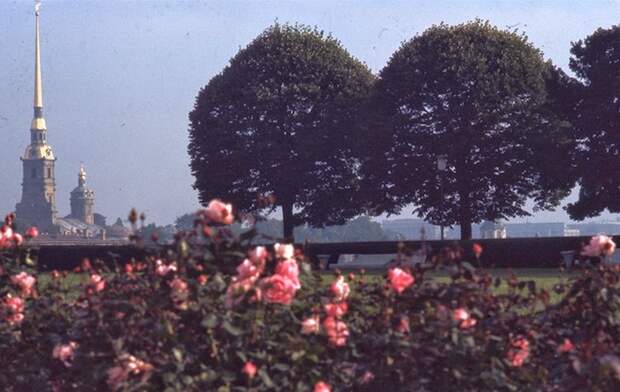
[[70, 164, 95, 225], [15, 1, 58, 232]]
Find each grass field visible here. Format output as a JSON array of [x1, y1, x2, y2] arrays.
[[322, 268, 576, 304], [37, 267, 575, 305]]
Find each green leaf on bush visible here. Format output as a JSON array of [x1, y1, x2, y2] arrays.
[[173, 348, 184, 362], [223, 321, 243, 336], [202, 314, 218, 329], [291, 350, 305, 361], [273, 362, 290, 371], [258, 368, 275, 388]]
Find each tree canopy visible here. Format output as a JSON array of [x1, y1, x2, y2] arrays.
[[566, 24, 620, 220], [188, 24, 374, 239], [362, 20, 576, 239]]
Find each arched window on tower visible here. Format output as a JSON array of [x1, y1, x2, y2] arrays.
[[47, 167, 51, 178], [31, 168, 36, 179]]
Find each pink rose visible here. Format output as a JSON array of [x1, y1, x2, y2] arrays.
[[242, 361, 257, 379], [360, 370, 375, 384], [330, 276, 350, 302], [3, 294, 26, 326], [507, 348, 529, 367], [582, 235, 616, 257], [324, 302, 348, 318], [261, 274, 297, 305], [169, 278, 189, 310], [301, 315, 321, 334], [3, 294, 24, 313], [204, 199, 234, 225], [387, 267, 415, 294], [236, 258, 262, 280], [124, 354, 153, 375], [323, 316, 349, 347], [53, 341, 78, 366], [314, 381, 332, 392], [557, 338, 575, 353], [197, 274, 208, 285], [11, 272, 36, 297], [25, 226, 39, 239], [396, 315, 410, 334], [507, 336, 530, 367], [155, 259, 177, 276], [88, 274, 105, 293], [453, 308, 477, 329], [275, 258, 300, 289], [274, 243, 295, 259]]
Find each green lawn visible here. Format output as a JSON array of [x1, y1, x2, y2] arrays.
[[323, 268, 575, 304]]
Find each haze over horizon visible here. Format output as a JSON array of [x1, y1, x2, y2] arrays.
[[1, 0, 619, 226]]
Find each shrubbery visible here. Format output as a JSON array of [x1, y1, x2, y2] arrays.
[[1, 206, 620, 391]]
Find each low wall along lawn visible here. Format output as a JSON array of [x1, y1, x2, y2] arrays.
[[28, 235, 603, 271]]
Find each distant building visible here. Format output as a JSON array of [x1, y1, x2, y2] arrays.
[[504, 222, 580, 238], [15, 7, 106, 239], [480, 220, 507, 239], [382, 219, 440, 240], [567, 222, 620, 236]]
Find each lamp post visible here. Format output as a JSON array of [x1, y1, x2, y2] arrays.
[[437, 155, 448, 240]]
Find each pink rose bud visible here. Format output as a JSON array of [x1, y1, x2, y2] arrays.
[[242, 361, 257, 379], [557, 338, 575, 353], [330, 276, 350, 302], [314, 381, 332, 392], [52, 341, 78, 366], [301, 315, 321, 334]]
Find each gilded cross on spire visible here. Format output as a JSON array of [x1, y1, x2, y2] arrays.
[[79, 163, 87, 187]]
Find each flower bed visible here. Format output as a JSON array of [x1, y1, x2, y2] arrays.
[[1, 207, 620, 391]]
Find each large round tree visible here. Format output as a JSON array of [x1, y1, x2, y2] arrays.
[[188, 24, 374, 239], [566, 25, 620, 220], [363, 20, 576, 239]]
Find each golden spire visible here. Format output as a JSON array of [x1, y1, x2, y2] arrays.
[[31, 1, 46, 131]]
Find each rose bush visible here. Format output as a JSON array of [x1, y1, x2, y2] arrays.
[[1, 209, 620, 390]]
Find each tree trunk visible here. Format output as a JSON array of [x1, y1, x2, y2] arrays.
[[459, 189, 473, 240], [460, 219, 472, 240], [281, 201, 294, 242]]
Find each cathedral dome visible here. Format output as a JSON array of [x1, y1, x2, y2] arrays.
[[23, 143, 55, 160]]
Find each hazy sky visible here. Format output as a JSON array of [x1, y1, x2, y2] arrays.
[[1, 0, 619, 225]]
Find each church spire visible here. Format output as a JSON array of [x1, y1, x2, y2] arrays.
[[32, 1, 46, 131]]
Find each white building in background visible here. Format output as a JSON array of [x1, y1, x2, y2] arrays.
[[480, 220, 507, 239], [381, 219, 440, 240]]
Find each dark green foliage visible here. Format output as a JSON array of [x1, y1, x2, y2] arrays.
[[566, 25, 620, 220], [363, 20, 576, 239], [188, 24, 374, 239]]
